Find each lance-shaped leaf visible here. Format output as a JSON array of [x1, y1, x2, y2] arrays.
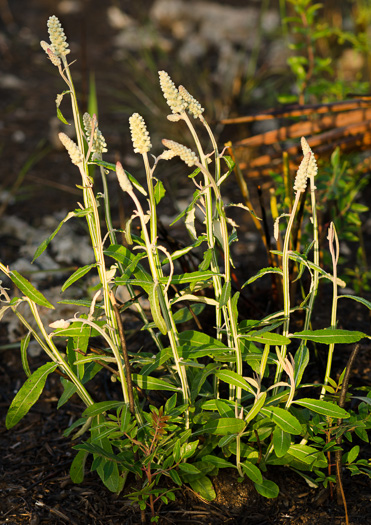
[[9, 271, 54, 309], [6, 362, 58, 429], [32, 210, 75, 262], [216, 370, 255, 394], [260, 407, 302, 435], [242, 267, 283, 288], [61, 263, 97, 292], [132, 374, 180, 392], [292, 398, 350, 418], [291, 329, 366, 344], [194, 417, 246, 436]]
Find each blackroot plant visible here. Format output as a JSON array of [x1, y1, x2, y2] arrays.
[[1, 15, 370, 523]]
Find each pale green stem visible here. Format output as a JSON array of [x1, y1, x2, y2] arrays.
[[99, 163, 162, 351], [275, 190, 303, 385], [128, 190, 190, 415], [301, 174, 319, 335], [182, 113, 225, 342], [196, 161, 243, 474], [60, 57, 129, 403], [143, 152, 158, 246], [321, 223, 339, 398]]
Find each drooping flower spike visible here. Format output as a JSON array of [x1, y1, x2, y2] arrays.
[[162, 139, 199, 167]]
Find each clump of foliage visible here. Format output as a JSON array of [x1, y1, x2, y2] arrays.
[[1, 14, 371, 524]]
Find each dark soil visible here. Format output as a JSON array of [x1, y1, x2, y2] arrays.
[[1, 1, 371, 524]]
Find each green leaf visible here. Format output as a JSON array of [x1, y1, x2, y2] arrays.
[[9, 270, 54, 309], [338, 295, 371, 311], [70, 449, 88, 484], [159, 270, 220, 285], [215, 399, 235, 418], [219, 281, 231, 307], [347, 445, 360, 464], [188, 476, 216, 501], [61, 264, 97, 292], [32, 211, 75, 262], [242, 267, 283, 287], [216, 369, 255, 394], [6, 362, 58, 429], [260, 407, 302, 435], [132, 374, 180, 392], [286, 444, 327, 468], [168, 469, 182, 486], [83, 401, 127, 417], [241, 461, 263, 484], [154, 179, 166, 204], [254, 478, 279, 498], [202, 455, 235, 469], [180, 440, 199, 460], [273, 427, 291, 457], [172, 303, 205, 325], [290, 328, 366, 344], [57, 106, 70, 125], [20, 332, 31, 378], [178, 463, 201, 474], [292, 398, 350, 418], [148, 283, 167, 335], [239, 332, 291, 345], [195, 417, 245, 436], [245, 392, 267, 424], [293, 345, 309, 386]]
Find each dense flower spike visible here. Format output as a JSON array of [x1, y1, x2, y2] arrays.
[[83, 112, 108, 157], [179, 85, 204, 118], [293, 152, 311, 192], [129, 113, 152, 154], [162, 139, 199, 167], [116, 161, 133, 193], [47, 16, 70, 57], [40, 40, 61, 67], [301, 136, 318, 178], [158, 71, 187, 114], [58, 133, 83, 165]]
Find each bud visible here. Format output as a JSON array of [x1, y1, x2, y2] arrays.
[[116, 162, 133, 193], [162, 139, 199, 167], [40, 40, 61, 67], [129, 113, 152, 154], [158, 71, 186, 114], [58, 133, 83, 165]]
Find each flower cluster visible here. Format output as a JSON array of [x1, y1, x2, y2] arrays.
[[158, 71, 187, 114], [83, 113, 108, 158], [58, 133, 83, 166], [301, 136, 318, 179], [179, 85, 204, 119], [293, 137, 318, 192], [162, 139, 199, 167], [129, 113, 152, 154], [47, 15, 70, 57]]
